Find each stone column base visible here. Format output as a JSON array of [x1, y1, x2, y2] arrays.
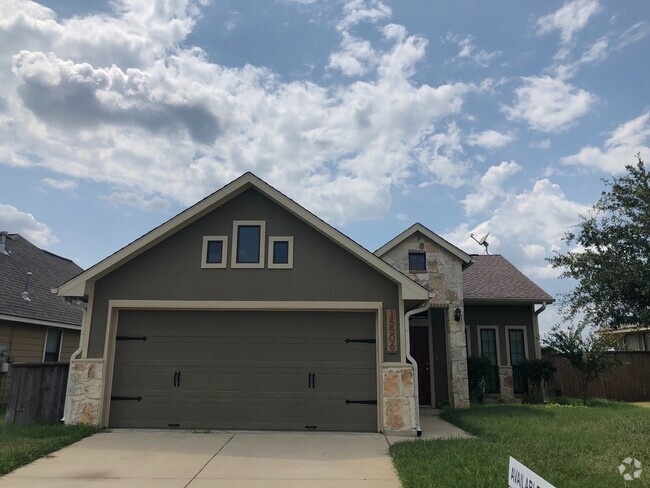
[[382, 364, 417, 436], [498, 365, 515, 402], [64, 359, 104, 426]]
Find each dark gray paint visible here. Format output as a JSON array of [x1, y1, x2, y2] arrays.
[[464, 305, 537, 364], [110, 310, 377, 431], [430, 308, 449, 407], [89, 188, 400, 360]]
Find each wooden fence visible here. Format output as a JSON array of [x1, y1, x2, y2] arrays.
[[5, 362, 69, 424], [544, 351, 650, 402]]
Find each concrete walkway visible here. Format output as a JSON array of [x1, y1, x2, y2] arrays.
[[0, 430, 401, 488], [385, 409, 472, 445]]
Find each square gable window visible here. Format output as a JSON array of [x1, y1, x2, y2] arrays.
[[232, 221, 266, 268], [408, 251, 426, 272], [201, 236, 227, 268], [268, 236, 294, 269]]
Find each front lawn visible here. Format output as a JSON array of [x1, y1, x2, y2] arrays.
[[0, 405, 96, 476], [390, 401, 650, 488]]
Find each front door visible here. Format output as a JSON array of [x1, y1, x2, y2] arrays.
[[409, 326, 431, 406]]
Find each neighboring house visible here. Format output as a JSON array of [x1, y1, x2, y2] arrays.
[[0, 232, 83, 405], [608, 325, 650, 351], [56, 173, 553, 435]]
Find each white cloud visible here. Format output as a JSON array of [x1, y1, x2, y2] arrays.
[[561, 111, 650, 173], [467, 130, 515, 149], [328, 33, 377, 77], [502, 76, 594, 133], [537, 0, 601, 55], [461, 161, 521, 215], [443, 33, 501, 68], [530, 139, 551, 149], [41, 177, 77, 191], [0, 203, 58, 246], [0, 0, 479, 225], [103, 192, 170, 211]]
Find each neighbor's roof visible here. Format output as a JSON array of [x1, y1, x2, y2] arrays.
[[57, 173, 430, 301], [463, 255, 554, 304], [0, 234, 83, 327], [375, 223, 472, 267]]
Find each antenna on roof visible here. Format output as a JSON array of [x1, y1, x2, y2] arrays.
[[470, 232, 490, 255], [22, 272, 32, 302]]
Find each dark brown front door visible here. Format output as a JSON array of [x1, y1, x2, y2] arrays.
[[409, 326, 431, 406]]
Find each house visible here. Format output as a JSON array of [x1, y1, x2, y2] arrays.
[[608, 325, 650, 351], [56, 173, 553, 435], [0, 232, 83, 405]]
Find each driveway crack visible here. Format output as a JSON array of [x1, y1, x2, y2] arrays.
[[184, 433, 235, 488]]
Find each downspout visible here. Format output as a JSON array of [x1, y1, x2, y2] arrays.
[[533, 302, 547, 359], [61, 297, 88, 423], [404, 299, 431, 437]]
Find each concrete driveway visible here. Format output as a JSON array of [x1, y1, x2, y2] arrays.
[[0, 430, 401, 487]]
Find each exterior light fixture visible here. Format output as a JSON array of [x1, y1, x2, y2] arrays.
[[454, 306, 462, 322]]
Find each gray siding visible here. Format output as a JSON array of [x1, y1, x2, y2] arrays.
[[464, 305, 537, 364], [88, 188, 401, 360]]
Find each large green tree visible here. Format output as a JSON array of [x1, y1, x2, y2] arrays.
[[549, 155, 650, 330]]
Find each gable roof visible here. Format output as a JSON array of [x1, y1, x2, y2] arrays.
[[463, 255, 554, 304], [374, 223, 472, 267], [57, 173, 430, 301], [0, 234, 83, 327]]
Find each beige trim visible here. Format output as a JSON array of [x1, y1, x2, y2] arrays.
[[504, 326, 529, 366], [100, 300, 384, 432], [231, 220, 266, 269], [0, 313, 80, 331], [375, 223, 472, 266], [81, 282, 95, 359], [465, 297, 555, 305], [200, 236, 228, 269], [477, 325, 501, 366], [42, 327, 63, 362], [57, 173, 428, 301], [268, 236, 294, 269]]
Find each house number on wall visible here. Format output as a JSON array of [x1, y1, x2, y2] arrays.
[[385, 309, 398, 353]]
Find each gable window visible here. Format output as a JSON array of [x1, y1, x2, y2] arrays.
[[201, 236, 228, 268], [268, 236, 294, 269], [43, 328, 62, 362], [232, 221, 266, 268], [408, 251, 426, 271]]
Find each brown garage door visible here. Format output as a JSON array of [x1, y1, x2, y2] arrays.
[[109, 310, 377, 431]]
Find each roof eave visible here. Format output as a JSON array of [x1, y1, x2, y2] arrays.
[[464, 297, 555, 305]]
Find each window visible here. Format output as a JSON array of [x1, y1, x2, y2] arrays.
[[268, 236, 294, 269], [43, 328, 62, 362], [231, 221, 266, 268], [507, 328, 528, 394], [408, 252, 426, 271], [478, 327, 500, 394], [201, 236, 228, 268]]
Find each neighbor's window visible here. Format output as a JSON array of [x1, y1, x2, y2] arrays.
[[43, 328, 62, 362], [232, 221, 266, 268], [201, 236, 227, 268], [269, 236, 294, 268], [408, 251, 426, 271]]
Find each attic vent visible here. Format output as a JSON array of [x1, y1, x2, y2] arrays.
[[0, 231, 8, 255], [22, 272, 32, 302]]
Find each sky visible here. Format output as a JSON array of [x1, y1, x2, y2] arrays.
[[0, 0, 649, 335]]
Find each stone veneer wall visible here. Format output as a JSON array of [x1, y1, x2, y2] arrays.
[[498, 365, 515, 401], [382, 365, 417, 435], [381, 232, 470, 409], [64, 359, 104, 426]]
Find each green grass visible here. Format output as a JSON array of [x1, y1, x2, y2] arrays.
[[390, 401, 650, 488], [0, 405, 96, 476]]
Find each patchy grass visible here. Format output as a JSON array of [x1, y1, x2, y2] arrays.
[[390, 401, 650, 488], [0, 405, 96, 476]]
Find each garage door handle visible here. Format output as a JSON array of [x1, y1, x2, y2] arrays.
[[308, 372, 313, 389], [312, 372, 316, 389], [173, 371, 178, 387], [177, 371, 181, 387]]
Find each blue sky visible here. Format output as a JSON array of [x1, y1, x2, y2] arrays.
[[0, 0, 649, 334]]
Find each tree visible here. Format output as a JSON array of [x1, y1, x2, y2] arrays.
[[521, 358, 556, 404], [543, 324, 620, 405], [548, 155, 650, 330]]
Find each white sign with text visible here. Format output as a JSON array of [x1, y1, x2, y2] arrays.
[[508, 457, 556, 488]]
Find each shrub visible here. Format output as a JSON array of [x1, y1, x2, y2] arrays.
[[521, 358, 556, 403], [467, 355, 492, 404]]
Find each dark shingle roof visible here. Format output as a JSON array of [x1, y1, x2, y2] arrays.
[[463, 255, 554, 303], [0, 234, 83, 326]]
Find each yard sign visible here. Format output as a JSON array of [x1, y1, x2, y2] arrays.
[[508, 457, 556, 488]]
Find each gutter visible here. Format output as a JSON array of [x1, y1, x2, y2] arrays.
[[534, 302, 547, 316], [61, 297, 88, 424], [404, 299, 431, 437]]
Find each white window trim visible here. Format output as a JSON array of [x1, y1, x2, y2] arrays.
[[231, 220, 266, 268], [505, 326, 529, 367], [42, 327, 63, 362], [268, 236, 294, 269], [201, 236, 228, 269], [477, 325, 501, 366]]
